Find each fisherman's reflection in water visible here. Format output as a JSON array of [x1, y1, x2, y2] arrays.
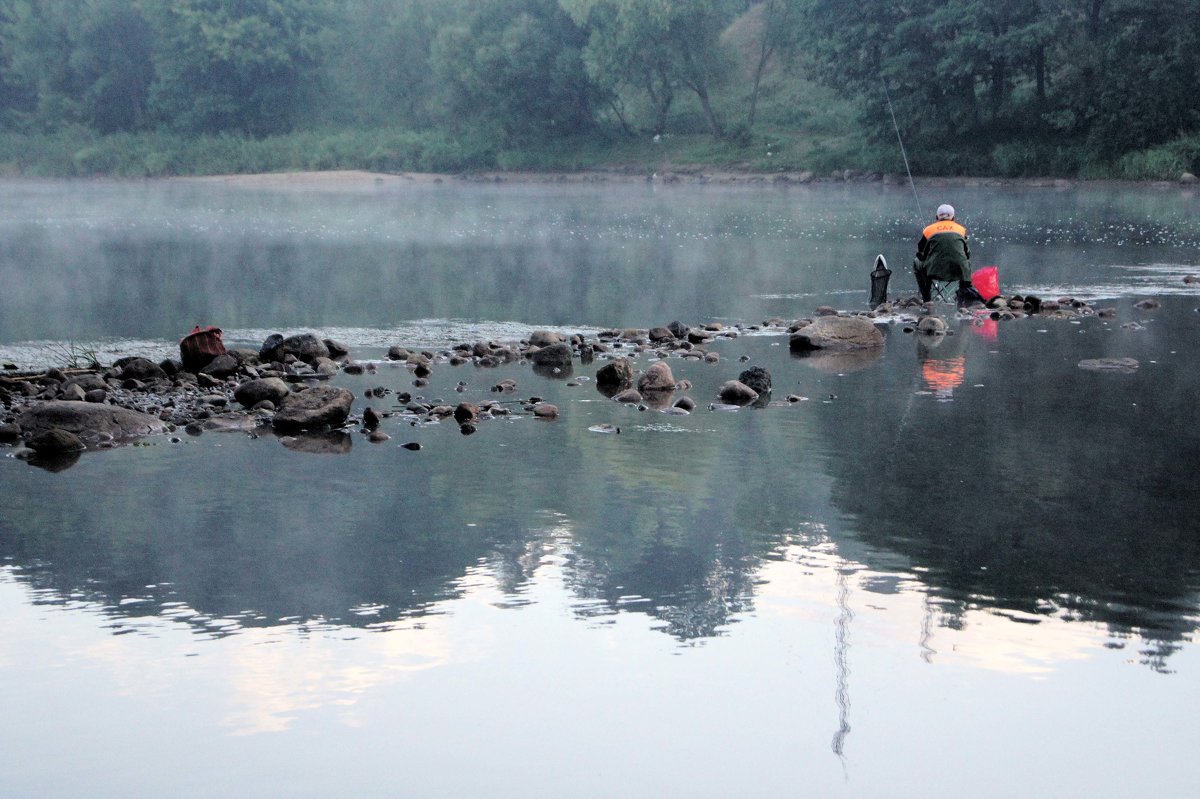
[[915, 313, 998, 400], [917, 324, 967, 402]]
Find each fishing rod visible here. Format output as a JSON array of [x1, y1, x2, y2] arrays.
[[881, 76, 923, 221]]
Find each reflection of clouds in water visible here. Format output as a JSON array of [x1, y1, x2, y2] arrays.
[[756, 545, 1108, 678], [221, 625, 453, 736]]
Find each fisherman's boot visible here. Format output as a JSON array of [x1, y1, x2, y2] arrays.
[[914, 263, 932, 302], [956, 281, 983, 308]]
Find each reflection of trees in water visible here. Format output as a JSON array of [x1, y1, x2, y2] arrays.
[[831, 563, 853, 759], [564, 528, 760, 641], [810, 316, 1200, 669]]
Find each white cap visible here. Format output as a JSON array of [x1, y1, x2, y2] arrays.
[[936, 204, 955, 220]]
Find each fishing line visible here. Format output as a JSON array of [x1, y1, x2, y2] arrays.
[[882, 77, 923, 220]]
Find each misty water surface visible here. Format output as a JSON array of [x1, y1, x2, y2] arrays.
[[1, 177, 1199, 799]]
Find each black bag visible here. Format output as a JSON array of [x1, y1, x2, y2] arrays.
[[955, 284, 985, 307], [869, 254, 891, 309]]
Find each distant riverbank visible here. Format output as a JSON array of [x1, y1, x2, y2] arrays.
[[173, 168, 1200, 192]]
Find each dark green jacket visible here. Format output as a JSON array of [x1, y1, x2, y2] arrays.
[[915, 220, 971, 282]]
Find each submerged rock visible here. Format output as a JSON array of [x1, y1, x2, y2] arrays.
[[1078, 357, 1139, 373], [278, 431, 352, 454]]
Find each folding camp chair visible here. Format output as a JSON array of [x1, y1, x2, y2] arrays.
[[913, 260, 954, 303], [929, 279, 954, 303]]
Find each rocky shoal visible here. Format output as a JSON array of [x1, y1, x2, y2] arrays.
[[0, 290, 1161, 469]]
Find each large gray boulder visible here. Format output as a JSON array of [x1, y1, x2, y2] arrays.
[[0, 422, 22, 444], [262, 333, 329, 364], [530, 342, 573, 369], [528, 330, 566, 347], [17, 401, 169, 445], [637, 361, 676, 393], [596, 358, 635, 390], [718, 380, 759, 405], [26, 428, 85, 454], [737, 366, 772, 395], [200, 353, 240, 379], [234, 377, 291, 409], [272, 386, 355, 432], [63, 374, 108, 393], [790, 316, 885, 351], [117, 357, 168, 381]]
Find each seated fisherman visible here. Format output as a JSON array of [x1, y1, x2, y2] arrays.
[[914, 204, 978, 305]]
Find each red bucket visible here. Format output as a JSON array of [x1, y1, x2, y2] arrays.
[[972, 266, 1000, 301], [179, 325, 226, 372]]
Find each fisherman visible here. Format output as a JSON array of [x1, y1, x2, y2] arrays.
[[913, 204, 978, 305]]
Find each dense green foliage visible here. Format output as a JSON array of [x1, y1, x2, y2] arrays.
[[0, 0, 1197, 178]]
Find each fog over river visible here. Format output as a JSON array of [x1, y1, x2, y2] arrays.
[[2, 175, 1198, 799]]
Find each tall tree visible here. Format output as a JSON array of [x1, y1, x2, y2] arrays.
[[0, 0, 79, 129], [1057, 0, 1200, 157], [743, 0, 803, 129], [566, 0, 738, 138], [431, 0, 598, 144], [312, 0, 451, 129], [0, 0, 153, 132], [140, 0, 323, 136], [72, 0, 154, 132]]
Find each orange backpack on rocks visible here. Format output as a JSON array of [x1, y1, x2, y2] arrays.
[[179, 325, 226, 372]]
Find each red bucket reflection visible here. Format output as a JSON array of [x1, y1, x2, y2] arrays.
[[922, 356, 965, 399]]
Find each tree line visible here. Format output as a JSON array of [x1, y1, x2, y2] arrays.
[[1, 0, 1197, 177]]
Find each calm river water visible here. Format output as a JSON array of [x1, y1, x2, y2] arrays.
[[2, 175, 1199, 798]]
